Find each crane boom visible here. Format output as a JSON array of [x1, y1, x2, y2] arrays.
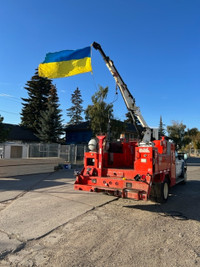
[[92, 42, 152, 143]]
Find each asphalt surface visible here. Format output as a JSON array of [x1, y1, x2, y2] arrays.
[[0, 158, 116, 259], [0, 158, 65, 177], [0, 157, 199, 266]]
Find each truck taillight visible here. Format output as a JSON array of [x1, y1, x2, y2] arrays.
[[134, 174, 146, 182], [141, 175, 146, 181]]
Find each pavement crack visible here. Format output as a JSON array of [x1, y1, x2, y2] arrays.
[[0, 242, 26, 260], [0, 172, 54, 207], [31, 196, 119, 241], [0, 229, 25, 243]]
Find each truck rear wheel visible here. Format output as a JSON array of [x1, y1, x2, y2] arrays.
[[180, 169, 187, 185], [156, 179, 169, 203]]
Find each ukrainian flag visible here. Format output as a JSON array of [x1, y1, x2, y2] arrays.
[[38, 46, 92, 79]]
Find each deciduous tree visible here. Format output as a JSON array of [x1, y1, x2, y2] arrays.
[[185, 127, 200, 149], [85, 86, 113, 135], [167, 121, 186, 149]]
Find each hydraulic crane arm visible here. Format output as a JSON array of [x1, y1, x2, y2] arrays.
[[92, 42, 151, 143]]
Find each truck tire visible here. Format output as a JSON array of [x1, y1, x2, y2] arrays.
[[180, 169, 187, 185], [156, 179, 169, 203]]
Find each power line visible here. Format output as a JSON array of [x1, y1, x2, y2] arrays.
[[0, 95, 21, 103], [0, 109, 19, 115]]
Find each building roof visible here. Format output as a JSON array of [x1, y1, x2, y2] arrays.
[[65, 120, 138, 133], [124, 122, 139, 133], [65, 121, 91, 132], [3, 123, 40, 142]]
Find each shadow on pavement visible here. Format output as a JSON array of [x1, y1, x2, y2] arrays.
[[124, 180, 200, 222], [0, 170, 75, 197]]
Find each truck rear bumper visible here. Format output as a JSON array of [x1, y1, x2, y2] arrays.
[[74, 183, 149, 201]]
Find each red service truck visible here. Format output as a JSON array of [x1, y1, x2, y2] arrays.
[[74, 43, 187, 203]]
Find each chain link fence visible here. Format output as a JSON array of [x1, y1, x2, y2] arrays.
[[0, 145, 4, 158], [28, 143, 87, 163], [1, 142, 200, 161], [28, 143, 59, 158], [0, 143, 87, 162]]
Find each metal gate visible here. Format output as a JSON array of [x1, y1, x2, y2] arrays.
[[10, 146, 23, 158], [60, 144, 87, 163]]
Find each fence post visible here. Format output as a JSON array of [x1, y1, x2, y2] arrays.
[[69, 145, 72, 162], [74, 145, 77, 164], [58, 144, 61, 158], [27, 144, 29, 158]]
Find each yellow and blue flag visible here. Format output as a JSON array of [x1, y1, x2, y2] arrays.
[[38, 46, 92, 79]]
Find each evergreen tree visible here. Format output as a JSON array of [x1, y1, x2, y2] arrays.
[[67, 87, 84, 125], [21, 69, 52, 133], [36, 85, 63, 143], [0, 115, 8, 142], [85, 86, 113, 135], [158, 116, 166, 139]]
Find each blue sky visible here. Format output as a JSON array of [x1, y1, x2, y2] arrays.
[[0, 0, 199, 130]]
